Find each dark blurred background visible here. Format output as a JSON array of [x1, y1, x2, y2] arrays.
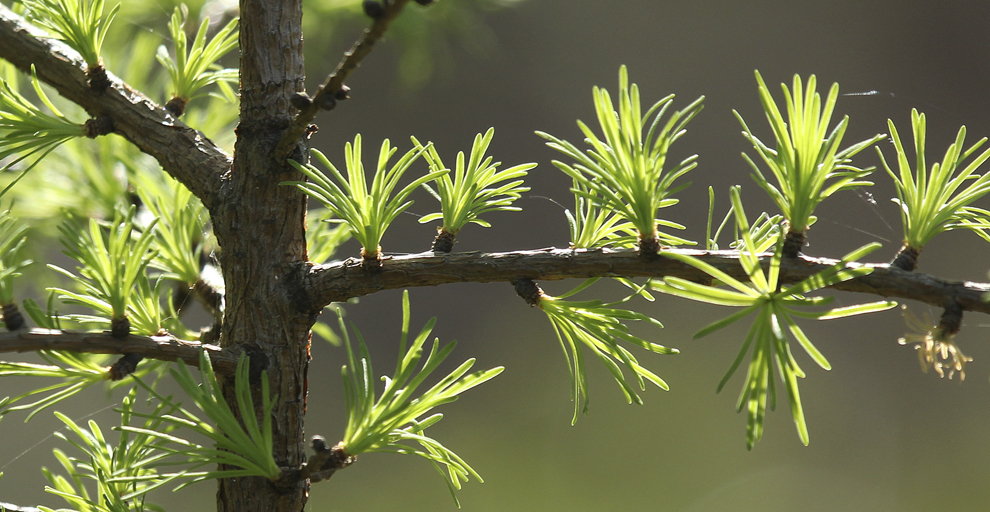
[[4, 0, 990, 511]]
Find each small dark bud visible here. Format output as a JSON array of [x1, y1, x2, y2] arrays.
[[362, 0, 385, 18], [2, 303, 24, 331], [291, 92, 312, 110], [86, 64, 110, 92], [164, 97, 187, 117], [334, 85, 350, 101], [512, 279, 545, 307], [890, 245, 920, 272], [108, 353, 143, 381], [83, 115, 115, 138], [432, 228, 456, 253], [781, 230, 806, 259], [311, 436, 329, 452], [111, 316, 130, 339], [414, 0, 436, 5], [317, 93, 337, 111]]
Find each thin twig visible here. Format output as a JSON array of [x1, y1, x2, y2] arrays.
[[272, 0, 412, 162], [0, 328, 238, 372]]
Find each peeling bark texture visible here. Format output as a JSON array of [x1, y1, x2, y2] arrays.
[[211, 0, 312, 509], [0, 3, 229, 210]]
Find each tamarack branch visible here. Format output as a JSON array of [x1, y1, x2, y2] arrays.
[[1, 0, 989, 508], [4, 247, 986, 372]]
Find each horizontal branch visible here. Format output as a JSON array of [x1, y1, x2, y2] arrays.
[[273, 0, 411, 162], [0, 4, 228, 210], [0, 329, 239, 373], [304, 247, 990, 315], [0, 502, 40, 512]]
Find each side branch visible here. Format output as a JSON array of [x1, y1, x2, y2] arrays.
[[0, 502, 40, 512], [304, 247, 990, 314], [273, 0, 411, 162], [0, 4, 228, 210], [0, 329, 239, 372]]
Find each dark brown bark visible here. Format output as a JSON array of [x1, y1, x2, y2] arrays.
[[172, 279, 225, 323], [4, 2, 990, 511], [638, 232, 661, 257], [432, 228, 457, 253], [938, 300, 963, 335], [209, 0, 312, 509], [890, 244, 921, 271], [302, 248, 990, 316], [0, 328, 236, 371], [782, 229, 806, 258], [0, 4, 228, 210], [273, 0, 412, 162], [107, 352, 144, 380], [2, 303, 24, 331], [512, 278, 546, 306], [110, 316, 130, 339], [5, 248, 989, 369], [165, 96, 188, 117]]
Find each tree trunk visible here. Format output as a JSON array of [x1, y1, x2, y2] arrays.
[[211, 0, 312, 509]]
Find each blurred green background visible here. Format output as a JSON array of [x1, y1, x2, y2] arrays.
[[3, 0, 990, 511]]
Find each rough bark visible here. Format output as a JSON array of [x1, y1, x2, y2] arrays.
[[3, 2, 990, 511], [302, 248, 990, 315], [0, 328, 235, 371], [208, 0, 312, 509], [890, 244, 921, 271], [6, 248, 989, 368], [273, 0, 412, 162], [0, 3, 229, 210]]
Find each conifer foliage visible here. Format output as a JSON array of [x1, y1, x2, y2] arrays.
[[0, 1, 987, 511]]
